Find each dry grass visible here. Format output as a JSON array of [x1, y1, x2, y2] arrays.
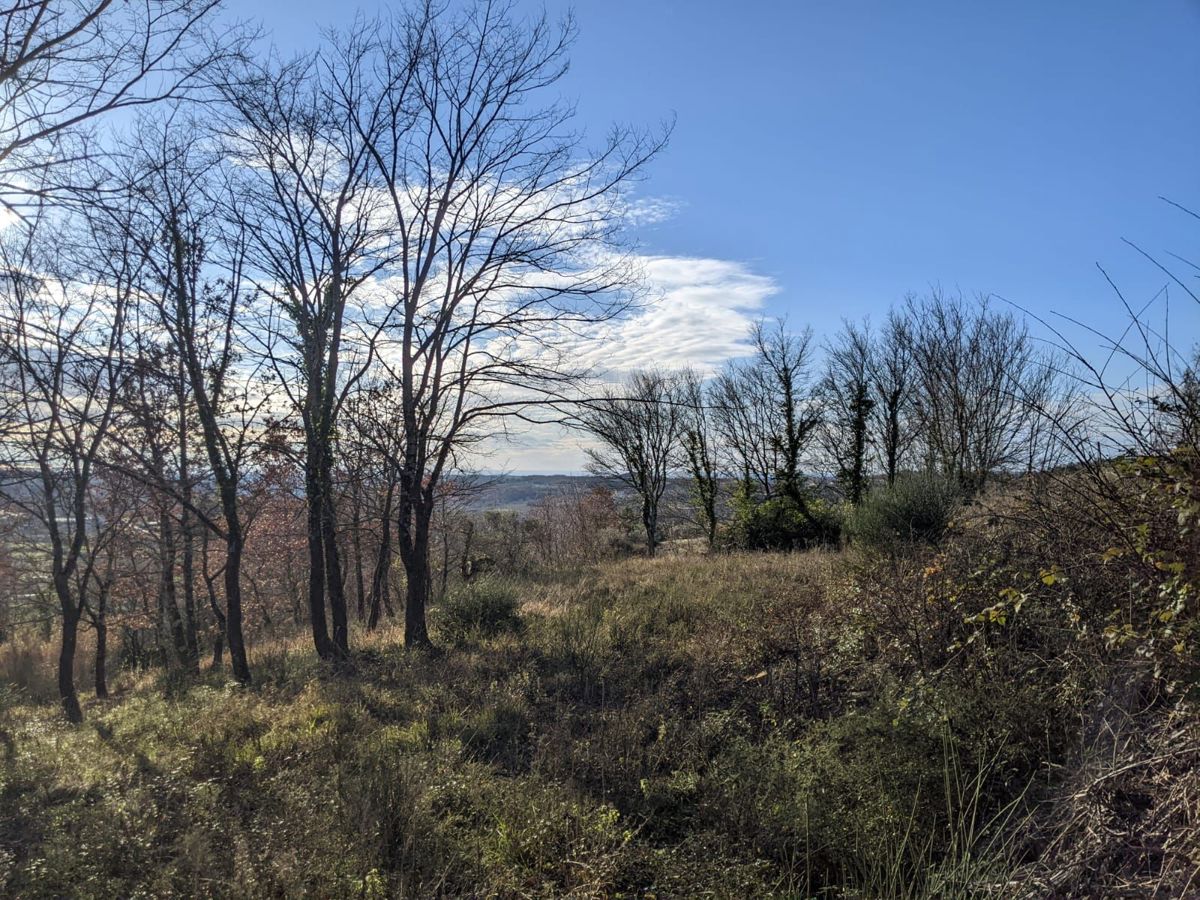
[[2, 499, 1198, 898], [0, 629, 110, 704], [1014, 706, 1200, 898]]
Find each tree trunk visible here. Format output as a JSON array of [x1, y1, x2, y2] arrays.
[[404, 557, 431, 647], [205, 576, 225, 672], [367, 523, 392, 632], [200, 530, 225, 670], [58, 598, 82, 723], [211, 628, 225, 671], [320, 468, 349, 656], [401, 508, 432, 648], [158, 512, 191, 671], [178, 388, 200, 669], [643, 499, 657, 558], [440, 515, 451, 601], [168, 219, 251, 683], [181, 522, 199, 666], [352, 509, 366, 621], [885, 394, 901, 487], [224, 534, 251, 683], [367, 479, 396, 631], [94, 587, 109, 699], [305, 452, 335, 659]]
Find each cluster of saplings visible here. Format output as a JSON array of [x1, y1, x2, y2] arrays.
[[583, 289, 1061, 555]]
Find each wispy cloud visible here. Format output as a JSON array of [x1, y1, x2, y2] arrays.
[[573, 254, 778, 377], [489, 253, 779, 472], [622, 196, 682, 226]]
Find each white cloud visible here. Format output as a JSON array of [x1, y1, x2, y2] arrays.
[[622, 196, 682, 226], [487, 254, 779, 472], [569, 254, 777, 377]]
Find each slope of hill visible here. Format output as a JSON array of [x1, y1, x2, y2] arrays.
[[3, 472, 1197, 898]]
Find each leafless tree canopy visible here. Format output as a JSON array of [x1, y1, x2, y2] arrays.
[[820, 319, 874, 505], [333, 2, 665, 644], [0, 1, 244, 209], [582, 370, 685, 557], [903, 289, 1061, 494], [0, 213, 130, 720]]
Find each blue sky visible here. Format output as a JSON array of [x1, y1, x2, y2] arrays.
[[247, 0, 1200, 470]]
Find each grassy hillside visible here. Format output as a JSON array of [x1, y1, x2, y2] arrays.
[[2, 475, 1197, 899]]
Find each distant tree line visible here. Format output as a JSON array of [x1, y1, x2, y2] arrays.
[[582, 290, 1067, 555]]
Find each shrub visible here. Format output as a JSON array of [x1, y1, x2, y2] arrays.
[[436, 578, 523, 643], [731, 494, 843, 551], [849, 473, 959, 550]]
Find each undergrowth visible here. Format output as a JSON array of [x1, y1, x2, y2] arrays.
[[2, 472, 1198, 897]]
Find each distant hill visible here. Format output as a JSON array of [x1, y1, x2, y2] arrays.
[[463, 473, 840, 513], [463, 474, 640, 512]]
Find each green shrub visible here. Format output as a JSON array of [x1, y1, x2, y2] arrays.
[[458, 699, 531, 769], [436, 578, 523, 643], [849, 473, 959, 550], [731, 494, 843, 551]]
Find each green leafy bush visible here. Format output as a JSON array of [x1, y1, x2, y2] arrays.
[[849, 473, 959, 550], [436, 578, 523, 643], [731, 493, 843, 551]]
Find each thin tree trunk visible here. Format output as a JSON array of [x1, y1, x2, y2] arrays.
[[178, 369, 199, 668], [401, 504, 432, 648], [202, 534, 226, 671], [179, 504, 199, 666], [320, 263, 350, 657], [305, 447, 334, 659], [367, 515, 393, 631], [94, 585, 109, 699], [158, 511, 190, 670], [440, 513, 451, 601], [180, 515, 199, 666], [57, 593, 82, 723], [168, 217, 249, 683], [210, 617, 224, 669], [367, 477, 397, 631], [224, 533, 250, 682], [352, 502, 366, 621], [321, 467, 349, 655]]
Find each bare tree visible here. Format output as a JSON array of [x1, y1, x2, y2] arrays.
[[870, 308, 917, 486], [583, 370, 682, 557], [0, 1, 243, 210], [341, 379, 406, 631], [677, 367, 719, 547], [334, 2, 664, 645], [904, 289, 1059, 494], [96, 118, 262, 682], [117, 345, 196, 672], [0, 215, 129, 722], [711, 358, 780, 500], [218, 47, 393, 661], [821, 319, 875, 504], [753, 318, 821, 509], [78, 469, 138, 698]]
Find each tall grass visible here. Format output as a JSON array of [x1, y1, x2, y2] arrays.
[[850, 731, 1031, 899]]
